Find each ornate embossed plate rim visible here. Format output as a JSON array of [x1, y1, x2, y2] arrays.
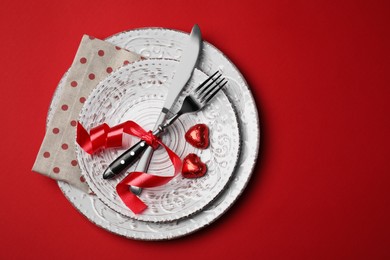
[[53, 27, 260, 240]]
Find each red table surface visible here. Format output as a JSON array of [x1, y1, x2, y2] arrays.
[[0, 0, 389, 259]]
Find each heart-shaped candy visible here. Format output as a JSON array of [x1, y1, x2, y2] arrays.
[[185, 124, 209, 149], [182, 153, 207, 179]]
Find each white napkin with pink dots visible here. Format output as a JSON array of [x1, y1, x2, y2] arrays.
[[32, 35, 141, 192]]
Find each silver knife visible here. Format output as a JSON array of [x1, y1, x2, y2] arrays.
[[103, 24, 202, 180]]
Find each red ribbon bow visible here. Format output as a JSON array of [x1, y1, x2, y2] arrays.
[[76, 121, 182, 214]]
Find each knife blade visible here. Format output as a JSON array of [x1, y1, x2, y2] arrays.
[[103, 24, 202, 179]]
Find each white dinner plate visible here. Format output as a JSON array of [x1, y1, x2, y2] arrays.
[[77, 59, 241, 222]]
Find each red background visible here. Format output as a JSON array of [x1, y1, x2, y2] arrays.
[[1, 0, 389, 259]]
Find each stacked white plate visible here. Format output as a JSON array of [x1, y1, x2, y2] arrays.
[[53, 28, 259, 240]]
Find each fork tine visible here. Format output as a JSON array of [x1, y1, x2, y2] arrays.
[[196, 74, 222, 100], [203, 79, 228, 103], [194, 71, 220, 93], [199, 76, 226, 102]]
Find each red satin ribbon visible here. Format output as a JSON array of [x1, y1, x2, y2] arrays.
[[76, 121, 182, 214]]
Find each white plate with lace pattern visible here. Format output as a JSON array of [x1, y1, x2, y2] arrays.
[[77, 59, 240, 222]]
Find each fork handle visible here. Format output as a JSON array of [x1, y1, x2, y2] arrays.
[[102, 114, 181, 180], [102, 140, 149, 179]]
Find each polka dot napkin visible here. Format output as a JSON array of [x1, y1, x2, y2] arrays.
[[32, 35, 141, 192]]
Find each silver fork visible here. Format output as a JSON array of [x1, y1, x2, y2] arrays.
[[102, 71, 228, 183]]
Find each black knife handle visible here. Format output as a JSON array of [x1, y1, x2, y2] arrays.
[[102, 140, 149, 179]]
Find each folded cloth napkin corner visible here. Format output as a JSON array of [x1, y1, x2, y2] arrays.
[[32, 34, 141, 192]]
